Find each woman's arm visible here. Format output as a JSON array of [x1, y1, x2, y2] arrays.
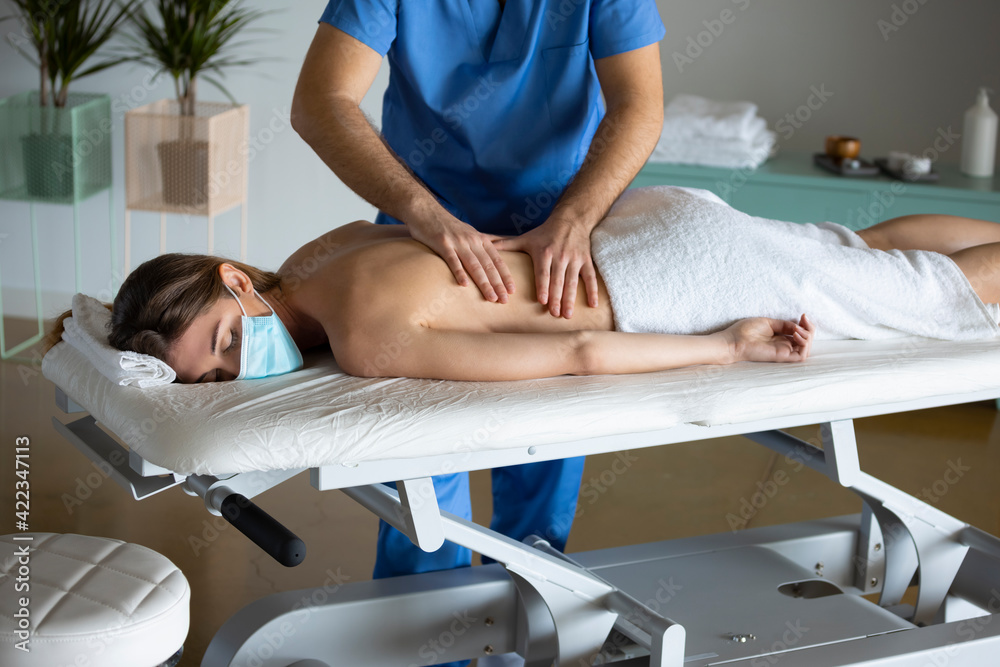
[[342, 316, 813, 381]]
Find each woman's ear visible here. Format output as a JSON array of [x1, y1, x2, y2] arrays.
[[218, 263, 252, 294]]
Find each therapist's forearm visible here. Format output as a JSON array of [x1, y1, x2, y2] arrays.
[[547, 100, 662, 234], [291, 93, 449, 227]]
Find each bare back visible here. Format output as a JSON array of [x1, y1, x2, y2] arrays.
[[276, 222, 615, 360]]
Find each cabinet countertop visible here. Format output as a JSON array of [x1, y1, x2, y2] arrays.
[[640, 151, 1000, 202]]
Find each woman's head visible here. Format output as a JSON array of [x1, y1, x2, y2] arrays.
[[43, 253, 283, 383]]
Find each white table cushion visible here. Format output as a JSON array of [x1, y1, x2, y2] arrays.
[[40, 336, 1000, 477], [0, 533, 189, 667]]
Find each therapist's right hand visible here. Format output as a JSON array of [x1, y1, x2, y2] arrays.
[[407, 214, 515, 303]]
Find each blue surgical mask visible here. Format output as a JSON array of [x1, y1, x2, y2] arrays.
[[223, 283, 304, 380]]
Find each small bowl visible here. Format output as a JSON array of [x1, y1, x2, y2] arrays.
[[825, 136, 861, 160]]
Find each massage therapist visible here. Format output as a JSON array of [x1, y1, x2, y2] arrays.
[[291, 3, 665, 665]]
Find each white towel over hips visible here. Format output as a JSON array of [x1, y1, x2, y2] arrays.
[[591, 186, 1000, 341]]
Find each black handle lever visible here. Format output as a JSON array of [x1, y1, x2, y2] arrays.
[[220, 492, 306, 567]]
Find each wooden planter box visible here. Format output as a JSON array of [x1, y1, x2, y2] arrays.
[[125, 100, 249, 216], [0, 92, 112, 204]]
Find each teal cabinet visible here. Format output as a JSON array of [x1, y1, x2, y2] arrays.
[[733, 183, 868, 228], [861, 187, 1000, 225], [634, 152, 1000, 230], [629, 169, 718, 194]]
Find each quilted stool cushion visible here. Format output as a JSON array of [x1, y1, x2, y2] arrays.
[[0, 533, 190, 667]]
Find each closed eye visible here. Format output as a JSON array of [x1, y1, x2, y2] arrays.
[[224, 329, 239, 354], [201, 330, 239, 383]]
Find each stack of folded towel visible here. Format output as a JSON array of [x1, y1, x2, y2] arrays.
[[649, 94, 777, 169], [59, 293, 176, 387]]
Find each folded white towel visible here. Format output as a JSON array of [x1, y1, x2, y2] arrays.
[[651, 94, 777, 169], [591, 186, 1000, 341], [661, 94, 760, 141], [60, 293, 177, 388], [650, 121, 777, 169]]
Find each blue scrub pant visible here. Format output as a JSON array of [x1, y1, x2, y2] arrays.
[[373, 457, 586, 667]]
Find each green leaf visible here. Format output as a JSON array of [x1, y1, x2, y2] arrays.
[[75, 56, 134, 79], [118, 0, 275, 110], [6, 37, 40, 66], [10, 0, 145, 105], [200, 73, 236, 105]]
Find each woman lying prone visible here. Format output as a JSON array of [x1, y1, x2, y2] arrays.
[[42, 186, 1000, 382]]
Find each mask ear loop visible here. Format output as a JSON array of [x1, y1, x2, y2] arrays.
[[224, 283, 250, 317], [253, 290, 277, 317], [222, 282, 251, 380]]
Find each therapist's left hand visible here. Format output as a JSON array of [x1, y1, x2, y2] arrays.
[[492, 221, 598, 319]]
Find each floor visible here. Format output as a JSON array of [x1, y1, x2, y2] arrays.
[[2, 316, 999, 667]]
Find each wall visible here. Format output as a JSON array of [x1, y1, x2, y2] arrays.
[[0, 0, 997, 318], [0, 1, 388, 320], [657, 0, 1000, 158]]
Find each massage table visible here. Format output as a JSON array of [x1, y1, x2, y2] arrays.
[[41, 335, 1000, 666]]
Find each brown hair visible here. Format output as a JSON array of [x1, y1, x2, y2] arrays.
[[42, 254, 283, 361]]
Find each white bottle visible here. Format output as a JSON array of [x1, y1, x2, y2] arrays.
[[961, 87, 998, 178]]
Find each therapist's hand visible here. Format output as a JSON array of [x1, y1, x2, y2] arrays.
[[492, 221, 598, 319], [408, 214, 515, 303]]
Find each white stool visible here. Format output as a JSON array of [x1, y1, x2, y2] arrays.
[[0, 533, 190, 667]]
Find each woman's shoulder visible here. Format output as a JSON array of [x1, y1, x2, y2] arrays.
[[279, 221, 413, 274]]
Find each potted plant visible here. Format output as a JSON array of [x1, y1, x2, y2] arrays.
[[0, 0, 137, 201], [122, 0, 266, 210]]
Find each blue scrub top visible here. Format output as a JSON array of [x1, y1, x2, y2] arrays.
[[319, 0, 665, 235]]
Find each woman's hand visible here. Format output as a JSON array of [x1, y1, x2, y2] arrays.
[[721, 314, 814, 364]]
